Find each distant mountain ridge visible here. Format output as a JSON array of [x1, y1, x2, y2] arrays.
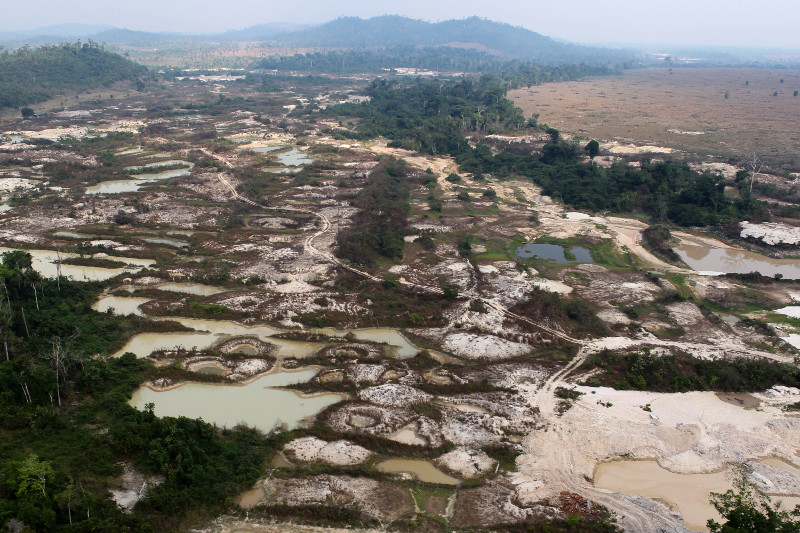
[[0, 16, 626, 65], [276, 16, 565, 58]]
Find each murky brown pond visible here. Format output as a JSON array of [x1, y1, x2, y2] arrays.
[[376, 459, 460, 485], [129, 369, 341, 432], [594, 460, 730, 530], [715, 392, 760, 409], [594, 460, 800, 531], [0, 247, 153, 281], [675, 242, 800, 279], [92, 295, 151, 316], [119, 315, 419, 359]]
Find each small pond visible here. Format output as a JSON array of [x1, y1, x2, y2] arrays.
[[376, 459, 460, 485], [277, 148, 311, 166], [514, 243, 594, 264], [92, 295, 151, 316], [320, 327, 420, 358], [154, 282, 225, 296], [53, 231, 91, 239], [129, 369, 341, 432], [142, 237, 189, 248], [86, 161, 193, 194]]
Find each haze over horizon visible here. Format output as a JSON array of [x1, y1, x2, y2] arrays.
[[3, 0, 800, 49]]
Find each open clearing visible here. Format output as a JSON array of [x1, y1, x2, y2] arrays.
[[510, 68, 800, 170]]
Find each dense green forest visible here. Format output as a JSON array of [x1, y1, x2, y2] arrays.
[[327, 77, 527, 153], [0, 252, 272, 531], [251, 47, 617, 84], [325, 76, 770, 227], [0, 42, 147, 109]]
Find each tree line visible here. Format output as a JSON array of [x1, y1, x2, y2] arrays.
[[326, 76, 770, 228]]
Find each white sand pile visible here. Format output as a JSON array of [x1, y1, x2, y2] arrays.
[[741, 222, 800, 246], [442, 332, 532, 360], [284, 437, 372, 466], [530, 278, 573, 295], [270, 279, 321, 293], [437, 447, 495, 478], [358, 384, 432, 407]]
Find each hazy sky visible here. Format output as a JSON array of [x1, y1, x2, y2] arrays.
[[4, 0, 800, 48]]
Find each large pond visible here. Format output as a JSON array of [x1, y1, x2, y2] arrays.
[[594, 460, 800, 531], [115, 310, 419, 359], [514, 243, 594, 264], [117, 316, 418, 359], [129, 369, 340, 432], [86, 160, 193, 194], [375, 459, 460, 485], [0, 247, 154, 281], [674, 243, 800, 279]]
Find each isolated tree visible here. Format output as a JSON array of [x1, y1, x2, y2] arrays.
[[43, 332, 80, 407], [744, 153, 763, 196], [20, 107, 34, 118], [585, 139, 600, 160], [16, 454, 54, 498]]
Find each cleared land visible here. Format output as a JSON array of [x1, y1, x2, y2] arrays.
[[510, 67, 800, 171]]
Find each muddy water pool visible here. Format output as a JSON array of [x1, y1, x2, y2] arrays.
[[142, 237, 188, 248], [376, 459, 460, 485], [114, 331, 222, 357], [277, 148, 311, 166], [320, 327, 421, 358], [86, 161, 193, 194], [674, 242, 800, 279], [594, 460, 800, 531], [92, 295, 151, 316], [53, 231, 91, 239], [514, 243, 594, 263], [129, 369, 341, 432], [0, 247, 153, 281], [154, 282, 225, 296]]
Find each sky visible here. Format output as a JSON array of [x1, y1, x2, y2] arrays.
[[4, 0, 800, 49]]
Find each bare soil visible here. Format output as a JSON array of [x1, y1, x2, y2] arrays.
[[510, 68, 800, 171]]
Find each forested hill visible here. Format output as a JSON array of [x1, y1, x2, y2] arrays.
[[274, 16, 629, 65], [0, 42, 147, 109]]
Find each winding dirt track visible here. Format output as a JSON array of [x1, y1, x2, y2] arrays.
[[200, 147, 786, 532]]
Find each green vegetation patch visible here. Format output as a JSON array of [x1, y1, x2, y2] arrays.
[[583, 348, 800, 393]]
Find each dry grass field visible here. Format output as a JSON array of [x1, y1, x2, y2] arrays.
[[509, 67, 800, 171]]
